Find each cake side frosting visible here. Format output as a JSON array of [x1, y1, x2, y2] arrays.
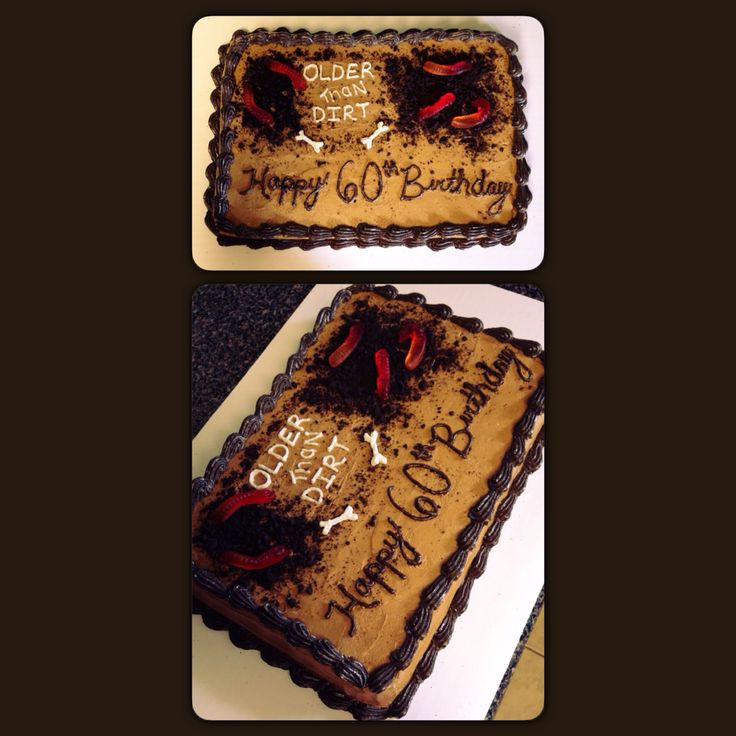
[[191, 285, 545, 716], [204, 29, 530, 248]]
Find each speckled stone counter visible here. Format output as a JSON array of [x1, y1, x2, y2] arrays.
[[191, 282, 544, 718], [192, 284, 313, 437]]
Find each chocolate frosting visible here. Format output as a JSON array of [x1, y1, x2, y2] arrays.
[[204, 28, 531, 249], [192, 284, 545, 717]]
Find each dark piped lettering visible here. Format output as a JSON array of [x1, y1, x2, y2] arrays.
[[431, 423, 473, 458], [403, 463, 451, 495], [325, 583, 379, 637], [387, 484, 439, 521], [238, 166, 329, 211], [325, 517, 422, 634]]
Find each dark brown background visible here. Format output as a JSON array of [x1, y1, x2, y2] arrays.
[[8, 2, 699, 730]]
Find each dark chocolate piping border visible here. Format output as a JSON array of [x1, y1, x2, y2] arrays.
[[191, 284, 545, 716], [194, 429, 544, 720], [203, 28, 530, 250]]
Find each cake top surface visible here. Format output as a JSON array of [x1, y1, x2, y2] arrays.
[[192, 286, 545, 687], [205, 28, 529, 245]]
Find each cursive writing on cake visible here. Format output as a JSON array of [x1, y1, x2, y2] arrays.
[[237, 160, 514, 217], [324, 346, 533, 635], [429, 347, 533, 460], [238, 166, 329, 211], [325, 517, 422, 636], [398, 165, 513, 215]]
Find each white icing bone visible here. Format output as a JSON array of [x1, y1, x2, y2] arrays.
[[294, 129, 324, 153], [319, 505, 358, 535], [360, 121, 389, 150], [363, 430, 388, 467]]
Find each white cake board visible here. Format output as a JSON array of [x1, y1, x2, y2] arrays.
[[192, 284, 544, 720], [192, 16, 544, 271]]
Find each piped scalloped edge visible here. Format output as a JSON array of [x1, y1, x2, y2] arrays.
[[191, 284, 545, 714], [203, 28, 531, 249]]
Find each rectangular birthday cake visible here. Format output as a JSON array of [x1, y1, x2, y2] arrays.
[[191, 285, 545, 719], [204, 28, 530, 249]]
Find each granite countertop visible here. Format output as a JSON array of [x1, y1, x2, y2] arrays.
[[192, 283, 314, 438], [190, 282, 544, 718]]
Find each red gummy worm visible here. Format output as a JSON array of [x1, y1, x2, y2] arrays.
[[328, 322, 365, 368], [450, 97, 492, 129], [398, 322, 427, 370], [267, 60, 307, 90], [242, 83, 274, 126], [422, 59, 473, 76], [375, 348, 391, 400], [211, 488, 276, 523], [418, 92, 456, 121], [220, 546, 290, 571]]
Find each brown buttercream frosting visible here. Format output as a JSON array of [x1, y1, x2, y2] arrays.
[[204, 29, 530, 248], [192, 286, 545, 717]]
